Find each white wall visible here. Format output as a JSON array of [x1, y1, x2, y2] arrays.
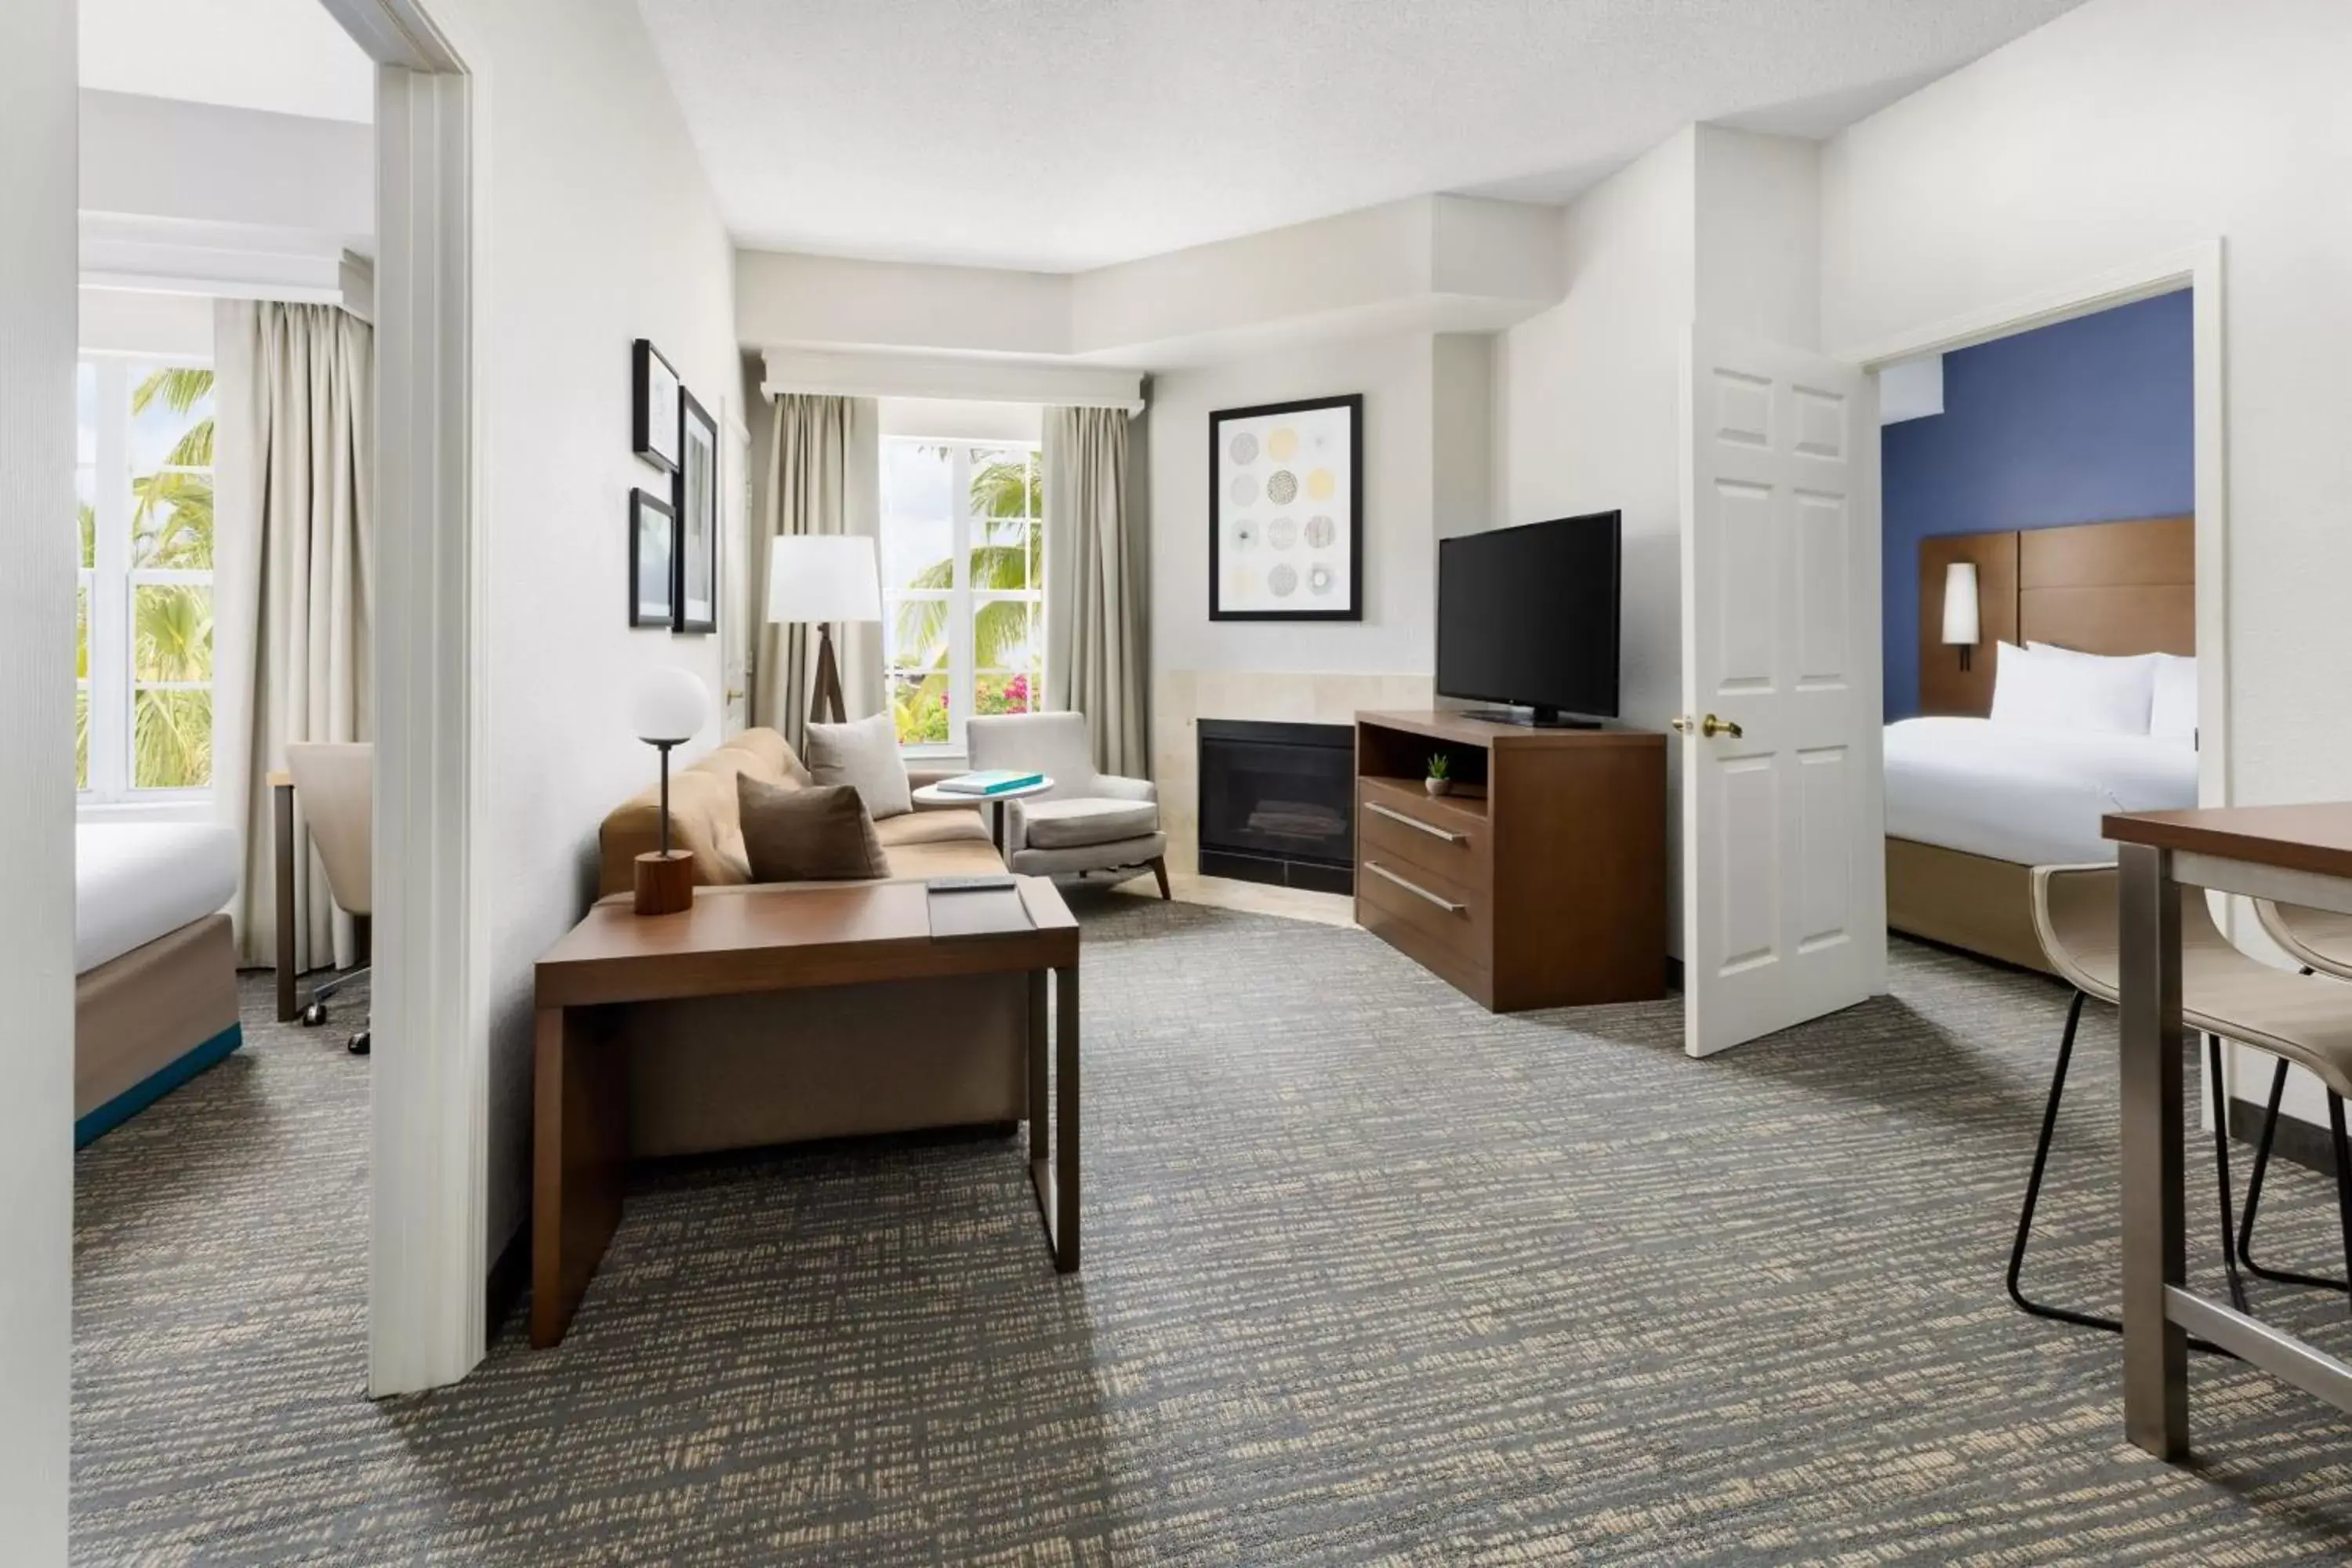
[[0, 0, 77, 1556], [1147, 331, 1441, 677], [475, 0, 740, 1269], [1694, 126, 1821, 352], [1820, 0, 2352, 1123], [79, 89, 372, 241], [78, 287, 215, 357]]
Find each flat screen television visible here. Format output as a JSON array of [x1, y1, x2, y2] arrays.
[[1436, 511, 1621, 727]]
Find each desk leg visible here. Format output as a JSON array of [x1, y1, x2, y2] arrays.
[[532, 1005, 628, 1348], [1028, 964, 1080, 1273], [2119, 843, 2189, 1458], [274, 780, 297, 1022]]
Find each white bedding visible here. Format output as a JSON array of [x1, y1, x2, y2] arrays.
[[76, 822, 240, 975], [1883, 717, 2198, 867]]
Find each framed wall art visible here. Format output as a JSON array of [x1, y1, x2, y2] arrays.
[[672, 390, 719, 634], [632, 338, 682, 472], [630, 488, 675, 628], [1208, 392, 1362, 622]]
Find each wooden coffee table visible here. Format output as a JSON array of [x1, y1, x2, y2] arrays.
[[531, 877, 1081, 1347]]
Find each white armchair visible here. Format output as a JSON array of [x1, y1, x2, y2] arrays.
[[966, 712, 1171, 897]]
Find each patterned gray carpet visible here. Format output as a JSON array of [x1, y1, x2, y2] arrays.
[[73, 893, 2352, 1565]]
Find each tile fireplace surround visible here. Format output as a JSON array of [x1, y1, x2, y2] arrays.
[[1152, 670, 1434, 877]]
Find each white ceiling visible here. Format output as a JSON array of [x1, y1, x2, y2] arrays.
[[78, 0, 375, 124], [636, 0, 2085, 273]]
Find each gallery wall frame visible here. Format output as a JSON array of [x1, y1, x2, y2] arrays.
[[1208, 392, 1363, 622]]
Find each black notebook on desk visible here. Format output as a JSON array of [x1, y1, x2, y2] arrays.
[[927, 879, 1033, 938]]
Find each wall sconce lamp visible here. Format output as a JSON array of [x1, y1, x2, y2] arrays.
[[1942, 561, 1982, 672]]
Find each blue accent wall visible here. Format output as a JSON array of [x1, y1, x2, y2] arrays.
[[1882, 289, 2194, 720]]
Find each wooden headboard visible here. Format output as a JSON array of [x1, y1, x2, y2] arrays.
[[1919, 516, 2194, 717]]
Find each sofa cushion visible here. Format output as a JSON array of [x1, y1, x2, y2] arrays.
[[883, 838, 1012, 880], [805, 713, 913, 818], [738, 777, 889, 882], [876, 808, 991, 848], [1022, 796, 1160, 850], [596, 728, 809, 897]]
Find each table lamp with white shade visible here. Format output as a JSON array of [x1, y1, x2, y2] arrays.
[[629, 666, 710, 915], [1942, 561, 1981, 673], [766, 535, 882, 724]]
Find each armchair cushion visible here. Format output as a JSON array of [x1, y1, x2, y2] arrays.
[[1092, 774, 1156, 804], [1022, 797, 1160, 850]]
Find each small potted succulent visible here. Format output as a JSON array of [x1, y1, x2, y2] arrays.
[[1425, 753, 1454, 797]]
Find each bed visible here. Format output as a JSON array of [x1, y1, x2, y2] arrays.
[[75, 822, 243, 1145], [1889, 515, 2196, 973]]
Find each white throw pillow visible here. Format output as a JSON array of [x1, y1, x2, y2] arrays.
[[804, 711, 913, 819], [2149, 653, 2198, 743], [1990, 641, 2158, 735]]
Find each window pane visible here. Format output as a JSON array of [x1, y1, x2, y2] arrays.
[[887, 670, 949, 746], [75, 362, 96, 466], [973, 596, 1038, 673], [132, 486, 214, 569], [133, 688, 212, 790], [76, 466, 94, 568], [969, 448, 1034, 521], [880, 511, 953, 600], [887, 593, 951, 670], [975, 671, 1038, 718], [74, 689, 89, 793], [974, 514, 1036, 592], [133, 583, 213, 683], [75, 582, 88, 681], [127, 365, 216, 473], [881, 441, 950, 526]]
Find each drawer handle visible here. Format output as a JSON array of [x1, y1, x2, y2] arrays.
[[1365, 800, 1467, 844], [1364, 859, 1465, 915]]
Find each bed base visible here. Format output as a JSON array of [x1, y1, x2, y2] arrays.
[[75, 912, 243, 1146], [1886, 837, 2057, 977]]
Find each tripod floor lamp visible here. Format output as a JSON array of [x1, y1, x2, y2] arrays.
[[765, 535, 883, 725]]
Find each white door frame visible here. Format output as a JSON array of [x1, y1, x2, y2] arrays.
[[317, 0, 494, 1396], [1833, 240, 2230, 815]]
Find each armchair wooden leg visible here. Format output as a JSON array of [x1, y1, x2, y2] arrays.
[[1150, 855, 1171, 900]]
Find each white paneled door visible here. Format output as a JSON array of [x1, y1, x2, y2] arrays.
[[1678, 324, 1886, 1058]]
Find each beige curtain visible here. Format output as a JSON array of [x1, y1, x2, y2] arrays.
[[212, 300, 373, 971], [1044, 405, 1147, 776], [753, 394, 882, 750]]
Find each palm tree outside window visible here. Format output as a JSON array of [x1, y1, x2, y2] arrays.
[[78, 357, 216, 800], [879, 438, 1044, 751]]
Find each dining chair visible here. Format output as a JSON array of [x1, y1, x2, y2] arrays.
[[2016, 864, 2352, 1341], [2236, 899, 2352, 1291]]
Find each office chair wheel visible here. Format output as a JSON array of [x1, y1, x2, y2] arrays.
[[348, 1030, 371, 1056], [301, 1001, 328, 1027]]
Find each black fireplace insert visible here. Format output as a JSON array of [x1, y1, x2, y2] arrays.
[[1196, 719, 1354, 894]]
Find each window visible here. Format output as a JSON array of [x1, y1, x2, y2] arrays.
[[879, 439, 1044, 751], [78, 357, 216, 800]]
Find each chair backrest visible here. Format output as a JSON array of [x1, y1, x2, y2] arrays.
[[966, 711, 1098, 800], [2031, 861, 2233, 1004], [2255, 900, 2352, 983], [286, 742, 373, 916]]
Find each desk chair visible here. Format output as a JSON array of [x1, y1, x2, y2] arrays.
[[285, 742, 373, 1055], [2016, 865, 2352, 1345]]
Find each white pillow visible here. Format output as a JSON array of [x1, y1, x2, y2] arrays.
[[1989, 641, 2158, 735], [804, 711, 913, 819], [2149, 654, 2198, 743]]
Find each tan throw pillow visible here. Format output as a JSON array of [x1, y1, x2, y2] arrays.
[[804, 710, 913, 818], [736, 776, 889, 882]]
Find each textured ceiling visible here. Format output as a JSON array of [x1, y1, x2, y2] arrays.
[[636, 0, 2083, 272], [79, 0, 375, 122]]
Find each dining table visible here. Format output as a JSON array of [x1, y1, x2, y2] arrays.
[[2103, 802, 2352, 1459]]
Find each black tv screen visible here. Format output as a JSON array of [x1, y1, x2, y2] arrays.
[[1437, 512, 1621, 720]]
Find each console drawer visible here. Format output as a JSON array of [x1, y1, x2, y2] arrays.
[[1356, 851, 1485, 967], [1357, 782, 1487, 882]]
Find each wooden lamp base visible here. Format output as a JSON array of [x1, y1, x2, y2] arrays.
[[633, 850, 694, 916]]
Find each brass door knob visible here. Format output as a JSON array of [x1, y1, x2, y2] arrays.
[[1671, 713, 1744, 739]]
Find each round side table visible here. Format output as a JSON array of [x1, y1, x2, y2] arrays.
[[911, 778, 1054, 859]]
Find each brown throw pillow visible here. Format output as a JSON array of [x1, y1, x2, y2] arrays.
[[736, 776, 888, 882]]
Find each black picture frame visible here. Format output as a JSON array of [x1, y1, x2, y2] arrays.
[[672, 390, 719, 635], [630, 488, 675, 628], [1207, 392, 1363, 622], [632, 339, 681, 472]]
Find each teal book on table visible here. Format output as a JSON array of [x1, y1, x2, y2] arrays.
[[934, 770, 1045, 796]]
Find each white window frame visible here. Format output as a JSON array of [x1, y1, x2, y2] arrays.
[[78, 351, 215, 808], [880, 437, 1044, 757]]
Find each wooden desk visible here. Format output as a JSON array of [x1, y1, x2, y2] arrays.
[[2105, 803, 2352, 1458], [531, 877, 1082, 1348]]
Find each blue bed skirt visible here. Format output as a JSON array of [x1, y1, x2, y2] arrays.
[[75, 1022, 245, 1148]]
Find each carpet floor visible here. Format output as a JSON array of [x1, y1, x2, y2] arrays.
[[72, 892, 2352, 1565]]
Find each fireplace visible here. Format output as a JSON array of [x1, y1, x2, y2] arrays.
[[1196, 719, 1354, 894]]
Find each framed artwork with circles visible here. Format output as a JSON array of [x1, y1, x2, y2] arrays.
[[1208, 393, 1362, 621]]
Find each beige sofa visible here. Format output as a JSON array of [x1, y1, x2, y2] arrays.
[[593, 728, 1029, 1158]]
